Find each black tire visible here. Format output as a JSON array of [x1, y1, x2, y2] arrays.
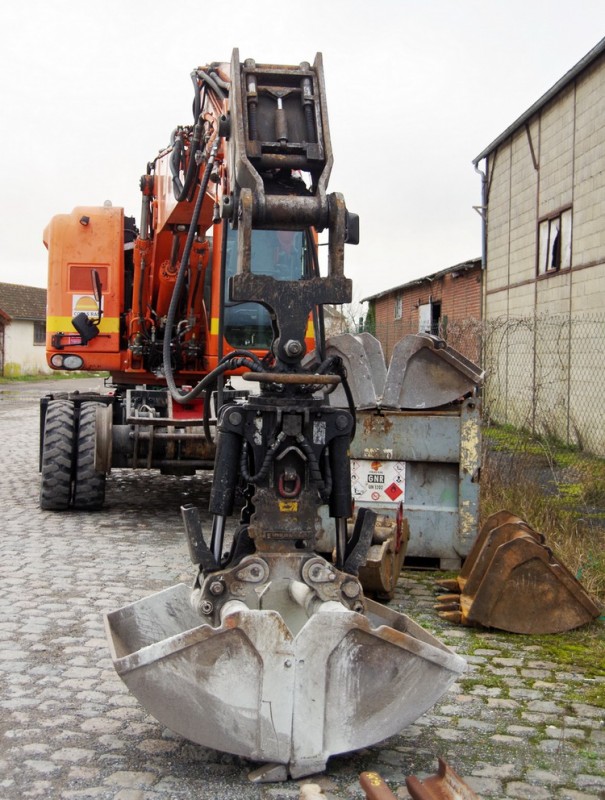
[[40, 401, 76, 511], [72, 402, 106, 510]]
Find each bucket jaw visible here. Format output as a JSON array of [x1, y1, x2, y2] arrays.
[[106, 576, 465, 779]]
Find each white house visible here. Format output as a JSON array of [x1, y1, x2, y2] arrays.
[[0, 282, 50, 377]]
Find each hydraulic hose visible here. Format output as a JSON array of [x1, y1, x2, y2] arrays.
[[305, 229, 326, 362], [195, 68, 226, 102], [163, 144, 217, 403]]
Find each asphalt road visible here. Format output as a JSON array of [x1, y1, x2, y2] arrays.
[[0, 379, 603, 800]]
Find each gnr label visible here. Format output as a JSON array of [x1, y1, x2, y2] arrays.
[[350, 459, 405, 503]]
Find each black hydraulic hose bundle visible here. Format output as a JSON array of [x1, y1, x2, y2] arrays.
[[163, 143, 219, 404], [173, 67, 225, 203]]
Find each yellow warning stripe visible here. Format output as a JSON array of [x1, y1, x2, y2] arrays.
[[46, 316, 120, 334]]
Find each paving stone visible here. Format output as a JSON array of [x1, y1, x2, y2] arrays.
[[486, 698, 520, 710], [572, 703, 604, 719], [526, 768, 564, 784], [466, 776, 502, 795], [506, 725, 535, 737], [0, 386, 603, 800], [545, 726, 587, 740], [490, 734, 525, 745], [506, 781, 552, 798], [576, 774, 605, 790]]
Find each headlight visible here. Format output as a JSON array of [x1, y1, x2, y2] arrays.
[[50, 354, 84, 370]]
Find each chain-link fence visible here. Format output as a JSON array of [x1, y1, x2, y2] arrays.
[[481, 312, 605, 457], [361, 312, 605, 458]]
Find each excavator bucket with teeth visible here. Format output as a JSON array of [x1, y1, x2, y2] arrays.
[[435, 511, 601, 633]]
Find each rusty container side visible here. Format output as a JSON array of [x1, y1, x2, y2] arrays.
[[351, 397, 481, 570]]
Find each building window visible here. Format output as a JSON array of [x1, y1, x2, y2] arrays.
[[33, 321, 46, 346], [394, 295, 403, 320], [418, 301, 441, 335], [538, 208, 572, 274]]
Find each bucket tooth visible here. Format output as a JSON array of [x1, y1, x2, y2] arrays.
[[406, 757, 480, 799], [359, 759, 479, 800], [435, 601, 461, 613], [105, 585, 466, 779], [434, 510, 528, 595], [434, 578, 462, 593], [435, 511, 601, 634], [437, 609, 464, 625], [435, 593, 462, 604]]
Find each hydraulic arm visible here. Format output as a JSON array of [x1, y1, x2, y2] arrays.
[[104, 50, 466, 781]]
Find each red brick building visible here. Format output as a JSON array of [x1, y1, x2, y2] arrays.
[[363, 258, 482, 363]]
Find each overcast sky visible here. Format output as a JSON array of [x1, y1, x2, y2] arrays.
[[1, 1, 603, 300]]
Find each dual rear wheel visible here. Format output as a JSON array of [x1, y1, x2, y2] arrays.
[[40, 400, 106, 511]]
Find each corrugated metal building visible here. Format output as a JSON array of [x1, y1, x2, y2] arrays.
[[473, 36, 605, 453]]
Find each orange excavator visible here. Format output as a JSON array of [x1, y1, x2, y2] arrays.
[[40, 52, 466, 780], [40, 51, 349, 509]]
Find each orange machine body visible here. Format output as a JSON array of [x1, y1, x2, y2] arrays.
[[43, 56, 319, 388], [44, 203, 316, 385]]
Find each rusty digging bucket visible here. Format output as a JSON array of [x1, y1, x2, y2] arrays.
[[435, 510, 601, 634], [105, 583, 465, 780], [359, 757, 479, 800]]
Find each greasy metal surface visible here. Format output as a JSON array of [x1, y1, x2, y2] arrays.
[[105, 584, 465, 779], [322, 333, 383, 409], [436, 511, 601, 633], [406, 757, 480, 799], [358, 516, 409, 600], [242, 371, 340, 385]]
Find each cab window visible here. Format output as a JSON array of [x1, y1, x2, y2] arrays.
[[223, 229, 306, 348]]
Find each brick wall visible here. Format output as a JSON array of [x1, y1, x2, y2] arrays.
[[372, 263, 482, 363]]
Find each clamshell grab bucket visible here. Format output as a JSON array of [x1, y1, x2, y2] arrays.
[[105, 584, 465, 779]]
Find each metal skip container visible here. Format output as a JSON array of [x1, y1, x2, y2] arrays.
[[326, 333, 484, 570]]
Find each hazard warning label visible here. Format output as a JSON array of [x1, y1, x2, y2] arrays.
[[350, 459, 405, 504]]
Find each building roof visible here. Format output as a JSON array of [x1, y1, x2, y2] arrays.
[[473, 36, 605, 164], [362, 258, 481, 303], [0, 282, 47, 322]]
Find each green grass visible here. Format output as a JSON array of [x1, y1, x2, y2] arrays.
[[482, 423, 605, 603]]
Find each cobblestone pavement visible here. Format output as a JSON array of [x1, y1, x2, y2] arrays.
[[1, 380, 604, 800]]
